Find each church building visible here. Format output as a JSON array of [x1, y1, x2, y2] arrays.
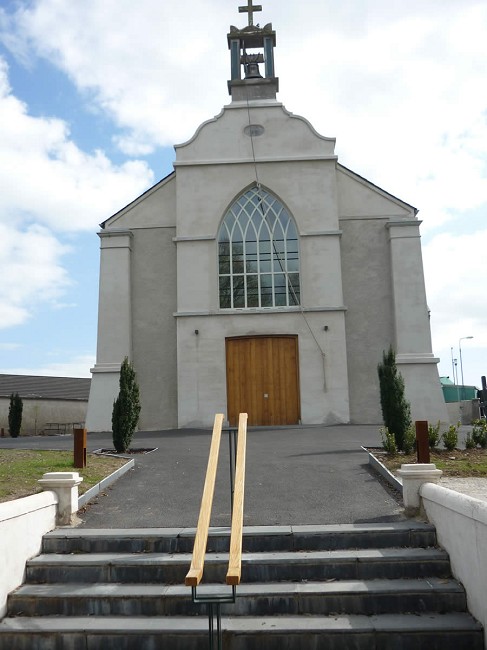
[[86, 3, 448, 431]]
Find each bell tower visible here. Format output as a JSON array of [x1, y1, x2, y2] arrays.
[[227, 1, 279, 101]]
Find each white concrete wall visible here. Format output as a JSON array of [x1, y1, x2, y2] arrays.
[[421, 483, 487, 648], [174, 100, 350, 428], [87, 95, 447, 431], [399, 361, 449, 425], [340, 217, 394, 424], [177, 310, 350, 428], [0, 398, 87, 436], [0, 491, 57, 617], [86, 230, 133, 432], [131, 228, 178, 430], [87, 177, 178, 432], [337, 165, 447, 426], [175, 102, 336, 165]]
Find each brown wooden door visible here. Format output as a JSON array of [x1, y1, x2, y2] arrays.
[[226, 336, 300, 426]]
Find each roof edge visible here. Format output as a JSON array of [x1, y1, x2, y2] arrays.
[[100, 170, 176, 229], [337, 163, 419, 215]]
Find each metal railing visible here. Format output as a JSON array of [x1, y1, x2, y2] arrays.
[[185, 413, 248, 649]]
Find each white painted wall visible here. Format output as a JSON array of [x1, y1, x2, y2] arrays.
[[86, 230, 133, 432], [0, 398, 87, 436], [86, 94, 447, 431], [0, 491, 57, 617], [421, 482, 487, 648], [132, 227, 178, 430], [176, 310, 350, 428]]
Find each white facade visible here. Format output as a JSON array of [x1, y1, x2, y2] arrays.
[[86, 18, 447, 431]]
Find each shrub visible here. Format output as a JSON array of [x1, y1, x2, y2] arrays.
[[112, 357, 141, 453], [8, 392, 23, 438], [377, 347, 412, 452], [464, 431, 476, 449], [442, 423, 459, 452], [428, 421, 441, 449], [472, 419, 487, 449], [402, 425, 416, 455], [380, 426, 397, 456]]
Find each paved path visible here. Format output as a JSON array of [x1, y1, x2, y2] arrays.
[[0, 425, 404, 527]]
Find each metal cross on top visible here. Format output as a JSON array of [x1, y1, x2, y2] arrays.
[[238, 0, 262, 27]]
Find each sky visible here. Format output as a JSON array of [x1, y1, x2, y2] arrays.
[[0, 0, 486, 388]]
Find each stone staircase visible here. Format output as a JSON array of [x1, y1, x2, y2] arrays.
[[0, 522, 483, 649]]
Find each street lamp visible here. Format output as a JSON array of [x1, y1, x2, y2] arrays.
[[459, 336, 474, 401], [450, 347, 458, 385]]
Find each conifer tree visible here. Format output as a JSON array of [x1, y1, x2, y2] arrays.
[[112, 357, 141, 453], [377, 347, 411, 451], [8, 392, 23, 438]]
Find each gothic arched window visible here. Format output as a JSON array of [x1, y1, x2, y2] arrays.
[[218, 186, 300, 309]]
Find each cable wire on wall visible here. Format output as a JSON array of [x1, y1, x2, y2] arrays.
[[243, 78, 327, 390]]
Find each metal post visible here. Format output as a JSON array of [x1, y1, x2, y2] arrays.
[[192, 585, 235, 650], [415, 421, 430, 464], [73, 428, 87, 468], [459, 336, 474, 402]]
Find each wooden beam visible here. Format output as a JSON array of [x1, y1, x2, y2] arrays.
[[185, 413, 224, 587], [226, 412, 248, 585]]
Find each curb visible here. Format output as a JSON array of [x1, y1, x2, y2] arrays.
[[362, 446, 403, 493], [78, 459, 135, 508]]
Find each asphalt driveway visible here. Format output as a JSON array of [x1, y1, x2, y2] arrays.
[[0, 424, 404, 527]]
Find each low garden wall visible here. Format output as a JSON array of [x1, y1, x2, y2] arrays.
[[421, 482, 487, 648], [0, 491, 57, 617]]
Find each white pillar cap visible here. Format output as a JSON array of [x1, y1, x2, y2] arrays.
[[38, 472, 83, 488]]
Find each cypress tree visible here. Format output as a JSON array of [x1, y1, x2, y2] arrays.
[[112, 357, 141, 453], [8, 392, 23, 438], [377, 347, 411, 452]]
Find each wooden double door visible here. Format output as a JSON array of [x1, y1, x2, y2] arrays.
[[226, 336, 300, 426]]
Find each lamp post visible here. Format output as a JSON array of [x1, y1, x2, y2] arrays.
[[450, 347, 458, 385], [459, 336, 474, 402]]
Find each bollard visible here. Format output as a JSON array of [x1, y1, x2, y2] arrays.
[[38, 472, 83, 525], [73, 428, 87, 468], [415, 420, 430, 464], [397, 464, 442, 517]]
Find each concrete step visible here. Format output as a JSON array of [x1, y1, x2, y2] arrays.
[[25, 547, 451, 584], [42, 522, 437, 554], [43, 521, 436, 553], [9, 578, 466, 617], [0, 613, 482, 649]]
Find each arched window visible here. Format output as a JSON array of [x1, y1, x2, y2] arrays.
[[218, 186, 300, 309]]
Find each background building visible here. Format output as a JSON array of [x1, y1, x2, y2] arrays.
[[0, 375, 89, 436]]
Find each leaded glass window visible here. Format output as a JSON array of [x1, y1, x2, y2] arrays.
[[218, 186, 300, 309]]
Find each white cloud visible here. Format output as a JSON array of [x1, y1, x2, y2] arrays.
[[423, 229, 487, 386], [0, 57, 154, 232], [280, 5, 487, 232], [0, 0, 486, 384], [0, 343, 22, 351], [0, 222, 70, 329], [0, 54, 154, 328], [2, 0, 231, 152], [3, 0, 485, 233], [423, 229, 487, 348], [3, 354, 95, 378]]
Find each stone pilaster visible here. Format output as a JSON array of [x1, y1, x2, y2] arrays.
[[387, 220, 448, 423], [86, 230, 133, 432]]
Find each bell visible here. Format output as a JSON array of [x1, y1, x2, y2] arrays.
[[245, 62, 263, 79]]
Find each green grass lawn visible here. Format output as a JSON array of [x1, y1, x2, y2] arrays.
[[0, 450, 129, 503]]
